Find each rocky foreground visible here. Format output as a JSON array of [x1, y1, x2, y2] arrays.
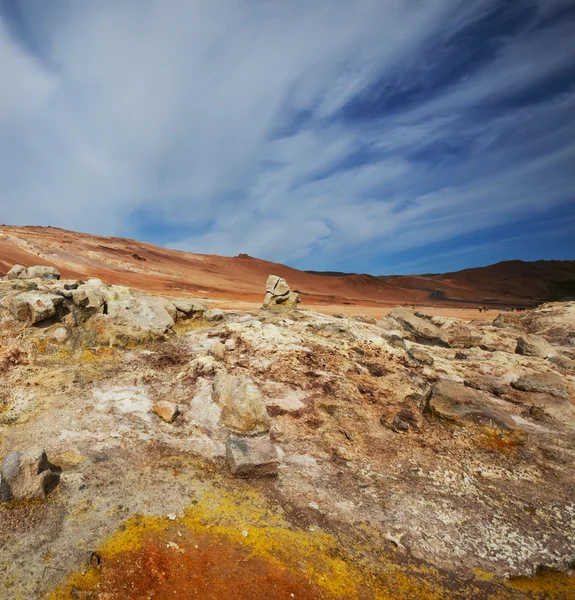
[[1, 267, 574, 599]]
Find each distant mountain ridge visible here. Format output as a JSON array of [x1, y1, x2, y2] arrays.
[[0, 225, 573, 308]]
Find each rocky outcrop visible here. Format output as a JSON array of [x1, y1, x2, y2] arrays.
[[426, 380, 516, 429], [511, 372, 570, 399], [387, 308, 450, 347], [262, 275, 299, 309], [6, 265, 60, 280], [0, 449, 60, 503], [226, 434, 279, 478], [5, 291, 65, 324], [516, 334, 556, 358]]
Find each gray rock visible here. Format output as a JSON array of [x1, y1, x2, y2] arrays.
[[171, 298, 207, 318], [388, 308, 450, 347], [213, 371, 270, 435], [204, 308, 224, 321], [27, 266, 60, 280], [426, 380, 516, 429], [516, 334, 556, 359], [262, 275, 299, 309], [5, 265, 27, 280], [464, 375, 508, 396], [407, 347, 434, 366], [0, 448, 60, 503], [226, 434, 279, 478], [511, 372, 570, 399], [6, 292, 64, 324]]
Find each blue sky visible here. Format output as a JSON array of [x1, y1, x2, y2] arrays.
[[0, 0, 574, 275]]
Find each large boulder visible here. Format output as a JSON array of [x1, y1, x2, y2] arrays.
[[516, 334, 556, 359], [5, 265, 27, 280], [0, 448, 60, 503], [106, 293, 175, 334], [426, 380, 516, 429], [226, 434, 279, 478], [388, 308, 450, 347], [26, 266, 60, 280], [262, 275, 299, 309], [6, 292, 64, 324], [72, 279, 107, 315], [172, 298, 207, 319], [511, 372, 570, 399], [213, 371, 270, 435]]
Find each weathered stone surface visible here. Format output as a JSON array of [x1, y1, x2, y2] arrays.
[[388, 308, 450, 347], [209, 341, 226, 360], [516, 334, 556, 358], [106, 293, 175, 334], [6, 292, 64, 324], [464, 374, 508, 396], [262, 275, 299, 309], [151, 401, 180, 423], [204, 308, 224, 321], [380, 403, 422, 433], [171, 298, 207, 318], [511, 372, 570, 399], [441, 320, 482, 348], [226, 434, 279, 478], [426, 380, 516, 429], [0, 449, 60, 503], [407, 347, 434, 366], [266, 275, 290, 297], [27, 266, 60, 280], [72, 280, 106, 313], [213, 371, 270, 435], [187, 355, 223, 379], [493, 312, 525, 330], [5, 264, 27, 280]]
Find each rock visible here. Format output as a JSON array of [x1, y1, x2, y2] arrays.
[[464, 375, 508, 396], [0, 448, 60, 503], [493, 312, 525, 330], [171, 298, 207, 318], [72, 281, 106, 314], [204, 308, 224, 321], [26, 266, 60, 280], [380, 403, 422, 433], [262, 275, 299, 309], [209, 341, 226, 360], [454, 352, 468, 360], [511, 372, 570, 399], [407, 347, 434, 366], [388, 308, 450, 347], [213, 371, 270, 435], [224, 338, 237, 351], [516, 334, 556, 359], [519, 302, 575, 345], [441, 320, 482, 348], [548, 355, 575, 372], [187, 355, 222, 379], [46, 326, 72, 344], [6, 292, 64, 324], [226, 434, 279, 478], [106, 293, 175, 334], [151, 401, 180, 423], [5, 265, 27, 280], [426, 380, 516, 429]]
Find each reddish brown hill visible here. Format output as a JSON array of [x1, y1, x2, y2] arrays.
[[0, 225, 573, 308]]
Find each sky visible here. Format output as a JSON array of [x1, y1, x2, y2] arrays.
[[0, 0, 574, 275]]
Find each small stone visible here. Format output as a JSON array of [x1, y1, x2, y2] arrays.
[[0, 448, 60, 503], [407, 347, 434, 366], [204, 308, 224, 321], [209, 341, 226, 360], [224, 338, 237, 351], [152, 401, 180, 423], [226, 434, 279, 478], [454, 351, 468, 360]]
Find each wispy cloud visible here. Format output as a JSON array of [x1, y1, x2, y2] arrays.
[[0, 0, 573, 273]]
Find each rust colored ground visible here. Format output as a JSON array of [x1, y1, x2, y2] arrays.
[[76, 527, 334, 600]]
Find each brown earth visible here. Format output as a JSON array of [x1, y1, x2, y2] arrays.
[[1, 225, 573, 313]]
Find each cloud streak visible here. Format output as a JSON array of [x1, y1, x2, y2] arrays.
[[0, 0, 574, 273]]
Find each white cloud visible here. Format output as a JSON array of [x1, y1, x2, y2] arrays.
[[0, 0, 573, 271]]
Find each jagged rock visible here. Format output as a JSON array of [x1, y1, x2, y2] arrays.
[[511, 372, 570, 399], [204, 308, 224, 321], [388, 308, 450, 347], [72, 280, 106, 314], [440, 320, 482, 348], [209, 341, 226, 360], [380, 404, 422, 433], [6, 292, 64, 324], [493, 312, 525, 330], [262, 275, 299, 309], [226, 434, 279, 478], [213, 371, 270, 435], [407, 347, 434, 366], [5, 265, 27, 280], [426, 380, 516, 429], [106, 293, 175, 334], [172, 298, 207, 318], [516, 334, 556, 358], [152, 401, 180, 423], [464, 375, 508, 396], [26, 266, 60, 280], [0, 449, 60, 503], [187, 355, 222, 379], [519, 302, 575, 345]]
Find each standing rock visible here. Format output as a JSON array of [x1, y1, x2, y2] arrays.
[[262, 275, 299, 309], [213, 371, 270, 435], [152, 401, 180, 423], [0, 449, 60, 503], [5, 265, 27, 280], [226, 434, 279, 478]]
